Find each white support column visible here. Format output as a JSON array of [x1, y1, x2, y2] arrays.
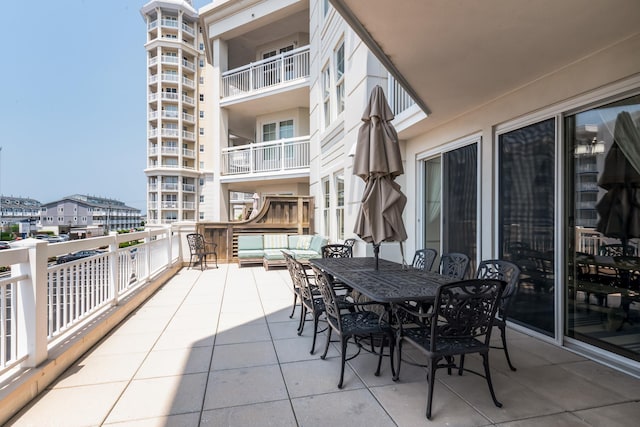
[[14, 238, 48, 367]]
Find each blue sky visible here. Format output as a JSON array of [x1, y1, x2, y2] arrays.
[[0, 0, 210, 212]]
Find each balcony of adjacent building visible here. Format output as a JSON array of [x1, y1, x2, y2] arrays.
[[145, 11, 197, 50], [220, 45, 310, 105], [147, 91, 196, 106], [220, 136, 310, 184]]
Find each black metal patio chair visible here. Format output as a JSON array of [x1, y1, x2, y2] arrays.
[[311, 264, 395, 388], [394, 278, 505, 419], [439, 252, 470, 279], [412, 248, 438, 271], [186, 233, 218, 270], [473, 259, 521, 371]]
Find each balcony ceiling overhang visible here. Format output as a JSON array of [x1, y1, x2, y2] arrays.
[[330, 0, 640, 132], [223, 84, 310, 134]]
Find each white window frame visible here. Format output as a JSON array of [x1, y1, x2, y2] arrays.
[[335, 42, 345, 115]]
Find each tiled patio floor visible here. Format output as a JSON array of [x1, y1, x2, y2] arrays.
[[7, 264, 640, 426]]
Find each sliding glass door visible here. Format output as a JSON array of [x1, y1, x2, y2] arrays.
[[422, 143, 477, 274], [498, 118, 556, 336], [566, 94, 640, 361]]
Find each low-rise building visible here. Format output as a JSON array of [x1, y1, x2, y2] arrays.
[[39, 194, 142, 233]]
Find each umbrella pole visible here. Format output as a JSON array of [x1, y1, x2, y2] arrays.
[[373, 243, 380, 270]]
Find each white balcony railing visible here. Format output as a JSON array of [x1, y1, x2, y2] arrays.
[[221, 45, 310, 99], [0, 228, 179, 377], [221, 136, 310, 176], [387, 74, 416, 116]]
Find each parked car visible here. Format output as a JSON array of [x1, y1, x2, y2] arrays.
[[35, 234, 50, 240], [56, 250, 104, 264], [59, 234, 70, 241], [47, 236, 65, 243], [0, 241, 11, 250]]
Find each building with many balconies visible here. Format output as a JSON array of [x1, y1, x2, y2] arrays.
[[141, 0, 210, 225]]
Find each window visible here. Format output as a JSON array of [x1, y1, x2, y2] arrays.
[[199, 76, 204, 84], [279, 120, 294, 139], [199, 94, 204, 102], [199, 212, 204, 220], [199, 42, 204, 51], [335, 172, 345, 240], [199, 110, 204, 118], [199, 127, 204, 136], [199, 195, 204, 203], [199, 59, 204, 68], [199, 144, 204, 152], [322, 65, 331, 127], [199, 178, 204, 186], [199, 161, 205, 169], [262, 123, 277, 142], [322, 177, 331, 236], [335, 42, 345, 114]]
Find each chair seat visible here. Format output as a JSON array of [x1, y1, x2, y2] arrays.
[[340, 311, 392, 336], [402, 327, 487, 356]]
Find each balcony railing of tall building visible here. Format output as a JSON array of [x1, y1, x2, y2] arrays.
[[182, 202, 195, 210], [161, 183, 179, 191], [182, 76, 195, 88], [221, 136, 310, 176], [183, 148, 195, 158], [148, 183, 158, 191], [161, 54, 179, 66], [182, 112, 195, 123], [160, 73, 179, 84], [160, 201, 178, 209], [182, 130, 195, 140], [221, 45, 310, 100], [387, 74, 416, 116], [182, 59, 195, 72], [181, 23, 195, 36], [182, 184, 196, 192], [182, 94, 195, 105]]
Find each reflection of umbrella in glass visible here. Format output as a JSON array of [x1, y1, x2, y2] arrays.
[[596, 111, 640, 252], [353, 85, 407, 269]]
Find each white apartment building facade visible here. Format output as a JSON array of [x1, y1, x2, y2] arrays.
[[143, 0, 640, 375], [141, 0, 213, 225]]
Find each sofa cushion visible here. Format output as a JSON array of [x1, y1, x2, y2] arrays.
[[290, 249, 322, 260], [263, 234, 289, 249], [263, 249, 287, 260], [238, 250, 265, 259], [289, 234, 313, 250], [309, 235, 328, 254], [238, 235, 263, 250]]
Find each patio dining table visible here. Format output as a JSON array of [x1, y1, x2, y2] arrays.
[[309, 257, 455, 304]]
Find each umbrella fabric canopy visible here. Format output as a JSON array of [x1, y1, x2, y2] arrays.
[[353, 85, 408, 246], [596, 111, 640, 246]]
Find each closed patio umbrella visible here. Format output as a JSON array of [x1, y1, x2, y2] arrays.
[[596, 111, 640, 251], [353, 85, 407, 268]]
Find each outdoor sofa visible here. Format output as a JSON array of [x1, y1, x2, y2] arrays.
[[237, 234, 328, 270]]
